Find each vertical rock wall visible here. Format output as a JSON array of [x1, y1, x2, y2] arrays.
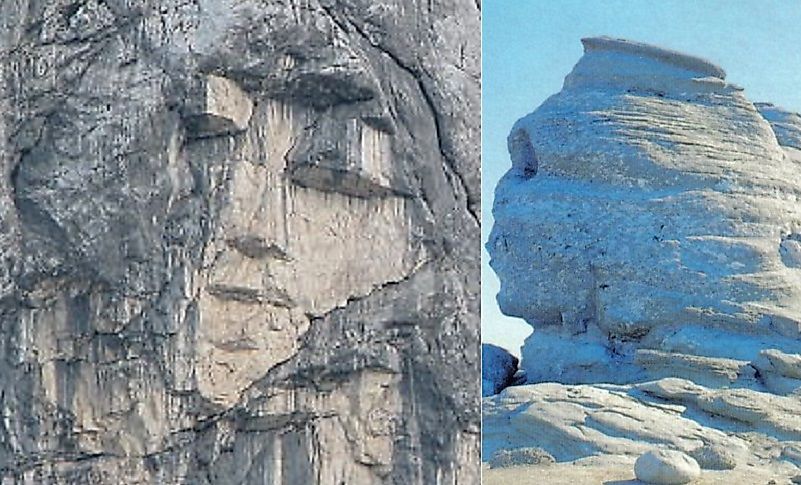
[[0, 1, 480, 483]]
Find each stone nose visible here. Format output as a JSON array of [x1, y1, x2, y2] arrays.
[[286, 112, 408, 199], [183, 74, 254, 139]]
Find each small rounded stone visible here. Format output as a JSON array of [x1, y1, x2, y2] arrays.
[[634, 449, 701, 485]]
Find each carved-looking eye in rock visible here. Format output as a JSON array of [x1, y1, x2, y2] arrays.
[[508, 127, 538, 178]]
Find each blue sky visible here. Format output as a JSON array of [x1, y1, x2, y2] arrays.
[[482, 1, 801, 356]]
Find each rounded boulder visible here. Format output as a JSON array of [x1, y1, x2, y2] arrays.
[[634, 450, 701, 485]]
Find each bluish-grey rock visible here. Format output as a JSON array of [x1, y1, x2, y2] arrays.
[[482, 344, 519, 396]]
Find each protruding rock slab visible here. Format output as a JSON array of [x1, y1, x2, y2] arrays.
[[184, 74, 253, 138], [753, 349, 801, 395], [756, 102, 801, 150], [290, 118, 407, 198], [636, 378, 801, 440], [634, 450, 701, 485], [581, 36, 726, 78]]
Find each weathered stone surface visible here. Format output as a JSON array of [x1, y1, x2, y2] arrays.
[[636, 378, 801, 440], [483, 380, 801, 477], [753, 349, 801, 395], [688, 444, 736, 471], [488, 35, 801, 389], [484, 36, 801, 482], [482, 343, 518, 397], [484, 381, 745, 463], [634, 450, 700, 485], [487, 447, 554, 469], [756, 102, 801, 150], [184, 74, 254, 139], [0, 1, 480, 483]]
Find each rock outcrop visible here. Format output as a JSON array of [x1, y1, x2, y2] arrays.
[[481, 343, 518, 397], [0, 1, 480, 483], [487, 447, 554, 469], [485, 36, 801, 483], [756, 102, 801, 151]]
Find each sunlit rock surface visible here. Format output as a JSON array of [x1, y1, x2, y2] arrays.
[[485, 36, 801, 483], [0, 1, 480, 483]]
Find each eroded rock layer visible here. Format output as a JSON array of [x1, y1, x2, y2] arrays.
[[0, 1, 480, 483], [489, 36, 801, 386], [486, 36, 801, 481]]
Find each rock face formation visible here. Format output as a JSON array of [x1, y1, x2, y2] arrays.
[[485, 37, 801, 482], [0, 1, 480, 483]]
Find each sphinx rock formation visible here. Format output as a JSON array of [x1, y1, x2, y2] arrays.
[[485, 37, 801, 482], [0, 1, 480, 483]]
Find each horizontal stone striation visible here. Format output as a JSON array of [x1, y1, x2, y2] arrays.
[[485, 38, 801, 478], [756, 102, 801, 150], [489, 38, 801, 391]]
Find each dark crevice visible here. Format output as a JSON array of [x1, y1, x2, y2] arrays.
[[306, 260, 430, 324]]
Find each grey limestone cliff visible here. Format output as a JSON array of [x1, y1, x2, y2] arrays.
[[0, 1, 480, 483]]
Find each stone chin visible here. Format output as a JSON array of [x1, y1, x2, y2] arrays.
[[487, 236, 562, 327]]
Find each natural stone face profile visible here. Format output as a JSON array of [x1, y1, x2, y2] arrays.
[[0, 1, 479, 483], [488, 36, 801, 386], [484, 36, 801, 483]]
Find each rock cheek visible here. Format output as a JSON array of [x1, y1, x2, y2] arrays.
[[634, 450, 701, 485]]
